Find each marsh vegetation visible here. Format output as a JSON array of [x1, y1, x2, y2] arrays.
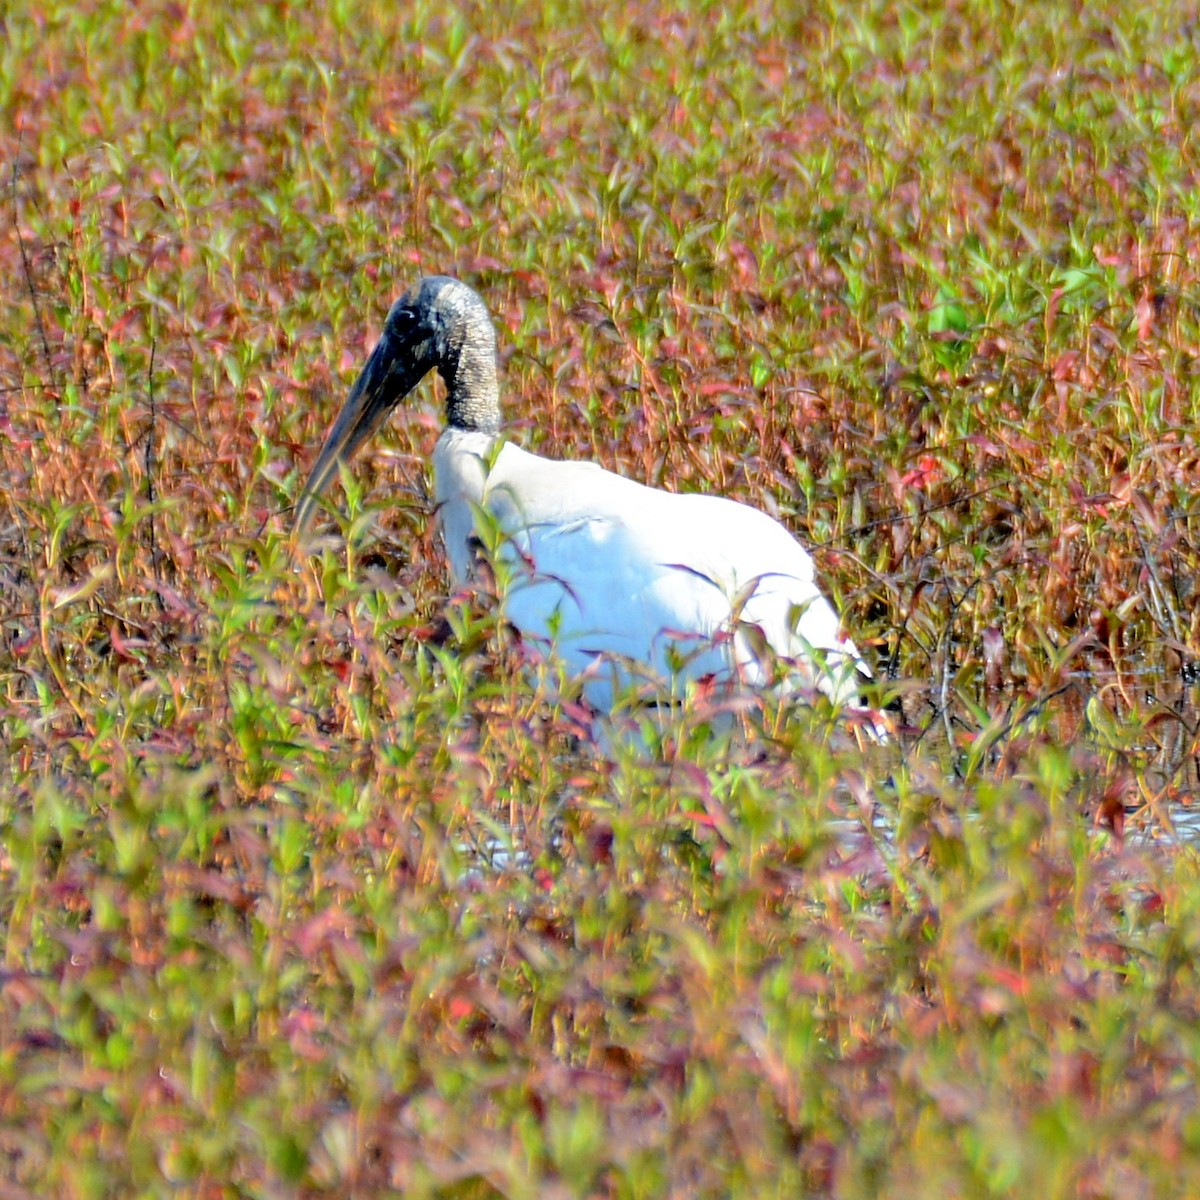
[[2, 3, 1200, 1196]]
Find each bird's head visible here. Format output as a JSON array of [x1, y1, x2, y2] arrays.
[[294, 276, 496, 535]]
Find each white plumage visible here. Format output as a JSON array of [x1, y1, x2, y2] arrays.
[[295, 276, 874, 723]]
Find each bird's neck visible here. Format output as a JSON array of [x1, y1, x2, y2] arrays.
[[440, 327, 502, 434], [432, 427, 499, 584]]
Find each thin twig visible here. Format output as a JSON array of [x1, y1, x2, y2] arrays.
[[811, 483, 1007, 548], [144, 337, 166, 611], [10, 130, 55, 392], [1132, 514, 1185, 650]]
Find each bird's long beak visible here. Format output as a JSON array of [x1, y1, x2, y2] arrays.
[[293, 331, 425, 535]]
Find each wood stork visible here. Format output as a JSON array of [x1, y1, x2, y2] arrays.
[[295, 276, 878, 729]]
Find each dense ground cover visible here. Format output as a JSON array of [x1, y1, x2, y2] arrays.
[[2, 1, 1200, 1195]]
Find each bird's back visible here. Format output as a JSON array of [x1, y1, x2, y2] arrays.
[[435, 432, 867, 712]]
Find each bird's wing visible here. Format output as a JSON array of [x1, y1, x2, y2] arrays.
[[479, 443, 865, 707]]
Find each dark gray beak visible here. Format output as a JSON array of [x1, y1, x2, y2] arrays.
[[293, 330, 430, 535]]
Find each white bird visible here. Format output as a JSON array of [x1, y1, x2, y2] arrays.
[[295, 276, 877, 727]]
